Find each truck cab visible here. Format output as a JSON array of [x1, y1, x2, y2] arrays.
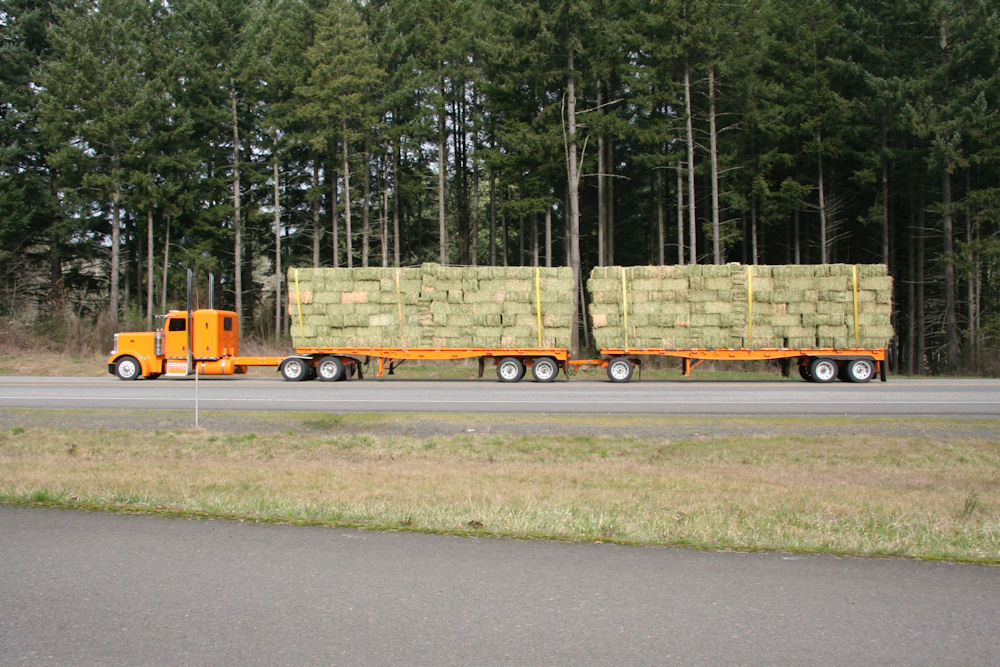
[[108, 309, 243, 380]]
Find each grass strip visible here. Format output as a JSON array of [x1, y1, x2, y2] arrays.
[[0, 420, 997, 562]]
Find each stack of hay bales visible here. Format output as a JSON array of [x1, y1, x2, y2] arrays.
[[288, 264, 574, 349], [588, 264, 893, 350]]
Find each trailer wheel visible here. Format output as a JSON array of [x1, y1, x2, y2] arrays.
[[279, 357, 310, 382], [531, 357, 559, 382], [845, 359, 875, 383], [496, 357, 526, 383], [114, 355, 141, 381], [607, 357, 634, 383], [316, 356, 345, 382], [808, 358, 839, 383]]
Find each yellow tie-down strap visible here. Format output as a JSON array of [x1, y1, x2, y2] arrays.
[[746, 265, 753, 347], [396, 267, 407, 348], [852, 264, 860, 346], [621, 266, 630, 353], [535, 267, 543, 347], [294, 269, 304, 341]]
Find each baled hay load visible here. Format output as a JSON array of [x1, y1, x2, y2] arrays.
[[588, 264, 893, 350], [288, 263, 574, 349]]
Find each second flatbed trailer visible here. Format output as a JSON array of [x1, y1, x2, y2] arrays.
[[585, 347, 886, 383]]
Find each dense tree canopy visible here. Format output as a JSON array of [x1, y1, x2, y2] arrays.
[[2, 0, 999, 370]]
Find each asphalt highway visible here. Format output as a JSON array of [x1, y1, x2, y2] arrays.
[[2, 507, 998, 665], [1, 375, 1000, 416]]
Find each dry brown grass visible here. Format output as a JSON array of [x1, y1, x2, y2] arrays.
[[1, 425, 997, 561]]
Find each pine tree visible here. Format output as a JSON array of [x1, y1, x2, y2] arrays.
[[39, 0, 166, 322]]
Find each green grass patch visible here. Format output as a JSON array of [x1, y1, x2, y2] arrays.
[[1, 416, 997, 562]]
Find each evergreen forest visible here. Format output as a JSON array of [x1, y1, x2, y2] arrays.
[[2, 0, 999, 372]]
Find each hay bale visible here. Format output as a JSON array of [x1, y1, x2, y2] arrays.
[[288, 264, 573, 349], [587, 264, 893, 350]]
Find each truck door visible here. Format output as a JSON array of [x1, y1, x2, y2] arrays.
[[163, 315, 188, 358]]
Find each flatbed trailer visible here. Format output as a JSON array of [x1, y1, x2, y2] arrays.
[[580, 347, 887, 383], [271, 347, 570, 383]]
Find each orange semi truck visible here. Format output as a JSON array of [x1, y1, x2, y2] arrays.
[[108, 308, 886, 384]]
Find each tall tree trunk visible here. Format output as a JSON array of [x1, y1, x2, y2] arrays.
[[502, 211, 508, 266], [906, 199, 916, 375], [942, 169, 959, 370], [331, 161, 340, 268], [684, 64, 697, 264], [312, 158, 321, 268], [676, 162, 684, 264], [881, 131, 890, 265], [342, 120, 353, 269], [382, 186, 389, 268], [597, 82, 606, 266], [916, 193, 926, 375], [393, 137, 400, 267], [471, 85, 481, 267], [567, 48, 582, 356], [817, 132, 828, 264], [273, 135, 282, 340], [472, 154, 480, 266], [146, 209, 153, 330], [362, 137, 370, 268], [438, 65, 448, 265], [110, 149, 121, 322], [751, 199, 759, 265], [230, 80, 242, 337], [545, 206, 552, 268], [794, 205, 801, 264], [607, 141, 614, 264], [161, 217, 170, 312], [709, 65, 721, 264], [532, 213, 539, 267], [489, 132, 497, 266], [519, 217, 525, 266], [656, 169, 665, 265], [965, 172, 976, 368]]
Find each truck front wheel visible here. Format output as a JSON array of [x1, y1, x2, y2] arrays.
[[114, 356, 142, 381]]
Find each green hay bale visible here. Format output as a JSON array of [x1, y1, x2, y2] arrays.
[[858, 264, 888, 277], [769, 314, 802, 327]]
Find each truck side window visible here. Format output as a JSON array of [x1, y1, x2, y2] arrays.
[[168, 318, 186, 332], [224, 317, 233, 332]]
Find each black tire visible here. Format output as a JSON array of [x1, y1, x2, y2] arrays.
[[316, 356, 345, 382], [531, 357, 559, 382], [808, 358, 839, 384], [114, 355, 142, 381], [607, 357, 634, 383], [798, 363, 813, 382], [496, 357, 526, 383], [845, 359, 876, 383], [279, 357, 310, 382]]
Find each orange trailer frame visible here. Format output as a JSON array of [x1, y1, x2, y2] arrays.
[[277, 346, 571, 382]]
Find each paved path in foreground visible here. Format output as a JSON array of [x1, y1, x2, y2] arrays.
[[1, 507, 997, 664]]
